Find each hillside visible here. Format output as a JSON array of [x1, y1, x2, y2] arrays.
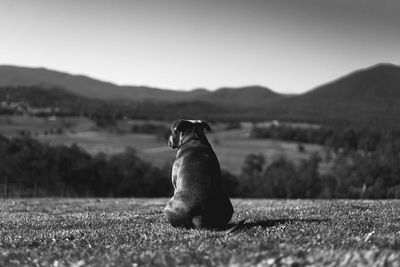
[[264, 63, 400, 122], [0, 65, 206, 102], [0, 65, 283, 106], [1, 63, 400, 123], [199, 85, 284, 107], [0, 86, 233, 121]]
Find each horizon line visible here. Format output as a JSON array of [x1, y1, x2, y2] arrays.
[[0, 62, 398, 95]]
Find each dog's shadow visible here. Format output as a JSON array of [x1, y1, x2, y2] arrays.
[[224, 218, 331, 231]]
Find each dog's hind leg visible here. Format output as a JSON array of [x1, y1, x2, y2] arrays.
[[165, 193, 197, 228], [165, 209, 191, 228]]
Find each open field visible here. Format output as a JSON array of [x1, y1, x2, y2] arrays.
[[37, 129, 323, 175], [0, 115, 324, 174], [0, 115, 94, 136], [0, 199, 399, 266]]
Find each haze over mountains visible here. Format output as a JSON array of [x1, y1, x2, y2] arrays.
[[0, 65, 205, 102], [0, 65, 282, 106], [0, 63, 400, 122]]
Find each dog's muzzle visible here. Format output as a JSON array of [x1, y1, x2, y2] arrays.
[[168, 135, 176, 148]]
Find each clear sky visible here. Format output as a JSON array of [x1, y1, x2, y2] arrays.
[[1, 0, 399, 93]]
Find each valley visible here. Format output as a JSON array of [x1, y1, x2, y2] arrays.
[[0, 115, 323, 175]]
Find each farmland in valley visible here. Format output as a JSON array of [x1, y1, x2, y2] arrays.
[[37, 126, 323, 175], [0, 115, 324, 175]]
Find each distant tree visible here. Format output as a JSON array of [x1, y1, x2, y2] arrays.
[[296, 154, 322, 198], [241, 153, 266, 196], [221, 169, 240, 197], [261, 157, 297, 198]]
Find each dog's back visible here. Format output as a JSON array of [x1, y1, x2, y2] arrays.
[[165, 120, 233, 229]]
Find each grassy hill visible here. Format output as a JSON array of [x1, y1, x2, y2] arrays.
[[0, 65, 280, 104], [264, 63, 400, 123], [299, 63, 400, 101], [2, 63, 400, 123], [1, 198, 399, 266], [198, 85, 285, 107], [0, 65, 207, 101], [36, 128, 323, 175]]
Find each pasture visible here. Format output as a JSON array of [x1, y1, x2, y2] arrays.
[[0, 115, 94, 136], [37, 129, 323, 175], [0, 199, 399, 266], [0, 115, 324, 174]]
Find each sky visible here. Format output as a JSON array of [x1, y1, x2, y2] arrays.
[[1, 0, 399, 93]]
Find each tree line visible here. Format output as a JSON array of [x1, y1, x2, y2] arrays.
[[0, 134, 172, 197], [232, 148, 400, 199], [1, 120, 400, 199], [243, 122, 400, 198], [250, 122, 398, 152], [0, 86, 262, 123]]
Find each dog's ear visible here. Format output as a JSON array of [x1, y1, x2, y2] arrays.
[[171, 119, 211, 133], [198, 121, 211, 132]]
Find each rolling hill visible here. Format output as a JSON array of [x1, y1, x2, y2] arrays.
[[288, 63, 400, 106], [1, 63, 400, 123], [202, 63, 400, 116], [199, 85, 284, 107], [0, 65, 281, 105], [263, 63, 400, 122], [0, 65, 209, 102]]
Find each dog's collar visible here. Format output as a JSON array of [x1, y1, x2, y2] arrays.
[[178, 132, 202, 149]]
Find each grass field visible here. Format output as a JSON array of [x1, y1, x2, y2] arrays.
[[1, 115, 324, 174], [37, 129, 323, 175], [1, 199, 399, 266], [0, 115, 94, 136]]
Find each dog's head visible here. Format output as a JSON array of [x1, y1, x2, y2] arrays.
[[168, 119, 211, 149]]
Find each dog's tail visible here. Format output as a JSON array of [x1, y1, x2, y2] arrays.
[[222, 219, 246, 235]]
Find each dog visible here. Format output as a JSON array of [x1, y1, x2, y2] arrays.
[[164, 119, 234, 229]]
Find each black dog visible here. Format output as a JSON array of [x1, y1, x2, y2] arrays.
[[164, 119, 234, 229]]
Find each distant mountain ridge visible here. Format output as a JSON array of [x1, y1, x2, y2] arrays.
[[0, 65, 204, 101], [198, 85, 284, 107], [1, 63, 400, 123], [297, 63, 400, 101], [264, 63, 400, 122], [0, 65, 282, 106]]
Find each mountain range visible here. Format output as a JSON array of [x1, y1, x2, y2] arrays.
[[268, 63, 400, 122], [0, 65, 282, 106], [1, 63, 400, 123]]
